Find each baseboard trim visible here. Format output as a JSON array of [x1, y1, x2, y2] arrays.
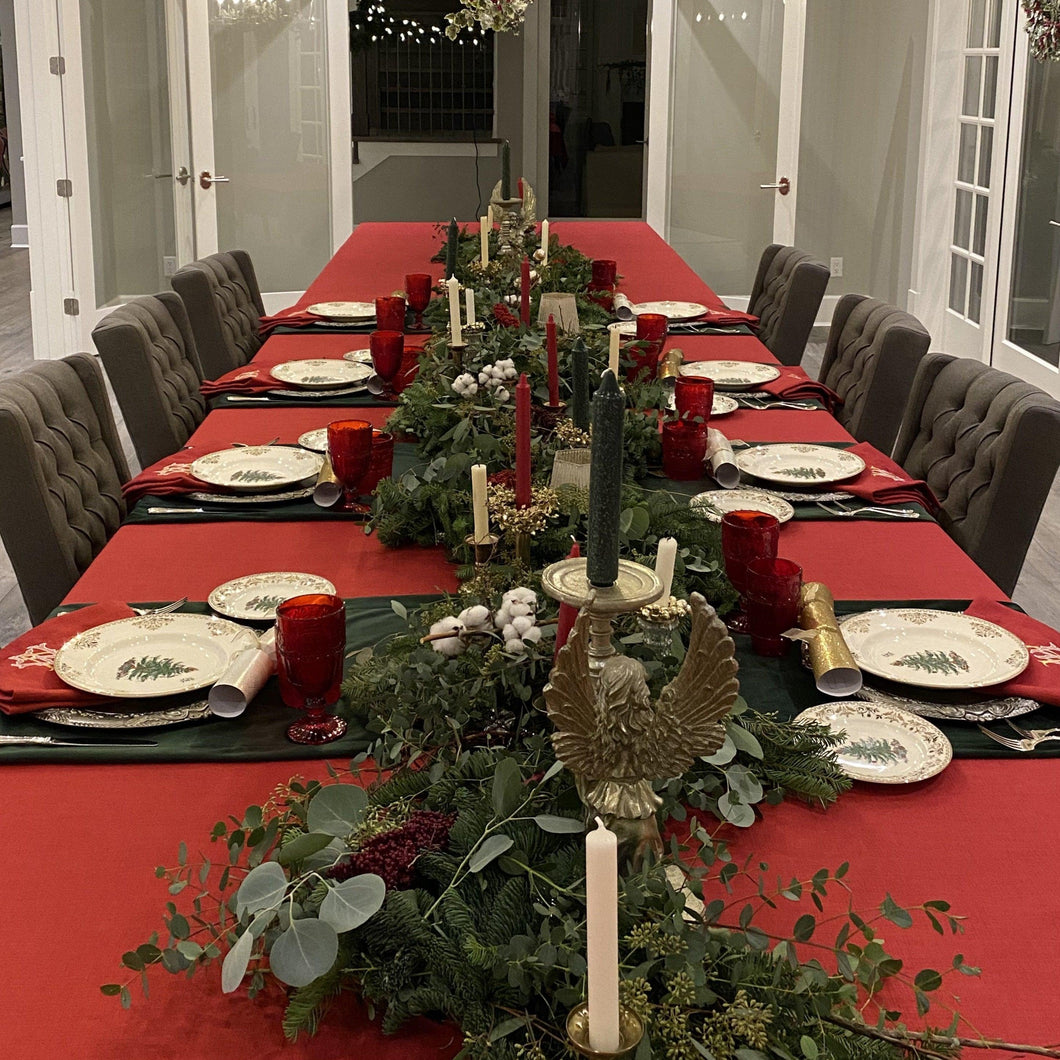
[[10, 224, 29, 248]]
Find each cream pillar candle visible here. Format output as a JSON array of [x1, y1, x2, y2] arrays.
[[465, 287, 476, 326], [655, 537, 678, 600], [585, 817, 620, 1051], [540, 219, 549, 264], [480, 214, 489, 266], [471, 463, 489, 544], [608, 326, 621, 376], [447, 276, 463, 346]]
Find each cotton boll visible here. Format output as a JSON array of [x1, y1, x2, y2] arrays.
[[504, 638, 526, 653], [522, 626, 543, 644], [457, 605, 491, 631], [507, 602, 532, 620], [494, 606, 510, 629], [501, 622, 519, 641], [511, 615, 534, 636], [477, 371, 490, 385], [495, 388, 510, 403], [428, 616, 466, 656]]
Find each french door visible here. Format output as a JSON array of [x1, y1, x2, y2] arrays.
[[36, 0, 351, 355]]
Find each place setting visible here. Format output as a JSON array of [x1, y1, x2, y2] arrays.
[[679, 360, 841, 411], [608, 285, 759, 334]]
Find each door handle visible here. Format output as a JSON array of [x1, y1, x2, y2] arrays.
[[175, 167, 191, 186], [760, 177, 791, 196], [199, 171, 231, 189], [1050, 219, 1060, 228]]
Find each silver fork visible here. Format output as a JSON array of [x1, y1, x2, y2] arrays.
[[132, 597, 188, 617], [816, 500, 919, 519], [977, 724, 1060, 751]]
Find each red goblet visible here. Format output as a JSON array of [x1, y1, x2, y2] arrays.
[[327, 418, 374, 514], [588, 258, 618, 312], [674, 376, 715, 429], [369, 329, 405, 398], [276, 594, 347, 745], [375, 296, 406, 333], [721, 510, 781, 633], [405, 273, 432, 330], [745, 558, 803, 656], [627, 312, 668, 382], [662, 419, 709, 481]]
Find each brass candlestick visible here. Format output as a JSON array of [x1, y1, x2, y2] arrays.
[[512, 530, 532, 566], [566, 1001, 644, 1058], [464, 533, 499, 571]]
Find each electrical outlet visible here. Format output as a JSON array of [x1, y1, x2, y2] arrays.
[[163, 256, 178, 277], [830, 257, 843, 278]]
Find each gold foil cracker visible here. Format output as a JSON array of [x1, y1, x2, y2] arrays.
[[799, 582, 862, 696]]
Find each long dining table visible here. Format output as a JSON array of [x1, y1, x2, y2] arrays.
[[3, 222, 1058, 1058]]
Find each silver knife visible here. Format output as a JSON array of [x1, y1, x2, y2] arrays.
[[148, 507, 206, 514], [0, 734, 158, 747]]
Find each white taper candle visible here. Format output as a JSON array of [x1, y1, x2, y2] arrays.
[[541, 219, 549, 264], [655, 537, 678, 601], [608, 326, 621, 376], [471, 463, 489, 544], [447, 276, 463, 346], [480, 214, 489, 266], [585, 817, 620, 1052], [465, 287, 476, 326]]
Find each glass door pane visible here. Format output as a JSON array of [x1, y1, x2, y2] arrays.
[[79, 0, 185, 307], [206, 0, 333, 292], [668, 0, 785, 296]]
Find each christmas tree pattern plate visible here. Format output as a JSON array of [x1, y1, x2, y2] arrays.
[[689, 489, 794, 524], [306, 301, 375, 321], [341, 349, 373, 364], [735, 443, 865, 486], [190, 446, 323, 493], [630, 300, 708, 321], [794, 702, 952, 784], [269, 359, 373, 390], [209, 572, 336, 621], [297, 428, 329, 453], [838, 609, 1030, 689], [54, 615, 259, 698], [679, 361, 781, 389]]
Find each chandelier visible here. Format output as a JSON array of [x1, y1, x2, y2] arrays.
[[211, 0, 297, 27]]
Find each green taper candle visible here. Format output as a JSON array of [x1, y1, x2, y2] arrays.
[[586, 370, 624, 588], [571, 337, 590, 431], [445, 217, 459, 280], [501, 140, 511, 199]]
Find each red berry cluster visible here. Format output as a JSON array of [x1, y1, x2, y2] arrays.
[[492, 303, 520, 328], [487, 468, 516, 490], [326, 810, 456, 889]]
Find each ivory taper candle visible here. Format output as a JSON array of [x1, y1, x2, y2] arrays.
[[608, 325, 621, 376], [585, 817, 620, 1052], [479, 214, 489, 266], [465, 286, 476, 326], [471, 463, 489, 544], [447, 276, 463, 346], [655, 537, 678, 600], [445, 217, 459, 280], [540, 219, 549, 264]]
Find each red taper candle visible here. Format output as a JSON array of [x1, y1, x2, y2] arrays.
[[517, 177, 524, 201], [520, 257, 531, 326], [554, 540, 581, 657], [515, 371, 532, 508], [546, 314, 560, 407]]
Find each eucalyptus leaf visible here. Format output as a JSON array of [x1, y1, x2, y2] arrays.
[[221, 928, 254, 993], [469, 834, 514, 872], [319, 873, 387, 933], [235, 861, 288, 917], [533, 814, 585, 834], [268, 919, 339, 988], [276, 831, 336, 867], [492, 757, 523, 818], [701, 735, 737, 766], [726, 721, 764, 760], [306, 785, 369, 837], [717, 791, 755, 828]]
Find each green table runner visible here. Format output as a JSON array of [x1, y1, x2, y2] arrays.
[[208, 390, 398, 410]]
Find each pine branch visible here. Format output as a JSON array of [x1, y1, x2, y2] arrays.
[[824, 1016, 1060, 1058]]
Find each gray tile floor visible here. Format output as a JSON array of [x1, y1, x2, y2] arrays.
[[0, 213, 1056, 645]]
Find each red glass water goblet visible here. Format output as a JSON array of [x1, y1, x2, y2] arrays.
[[369, 329, 405, 398], [375, 296, 406, 333], [745, 557, 803, 656], [405, 273, 432, 330], [276, 594, 347, 745], [720, 510, 781, 633], [327, 418, 374, 513], [591, 259, 618, 287], [661, 419, 709, 481], [674, 376, 715, 430]]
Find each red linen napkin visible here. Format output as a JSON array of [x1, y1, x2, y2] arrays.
[[701, 308, 759, 327], [259, 308, 319, 337], [200, 366, 278, 397], [121, 445, 231, 504], [964, 599, 1060, 707], [0, 603, 137, 714], [760, 368, 842, 413], [835, 443, 941, 513]]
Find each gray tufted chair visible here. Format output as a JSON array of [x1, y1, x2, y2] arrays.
[[171, 250, 265, 379], [819, 294, 932, 454], [748, 244, 830, 366], [92, 293, 207, 468], [893, 353, 1060, 596], [0, 354, 129, 625]]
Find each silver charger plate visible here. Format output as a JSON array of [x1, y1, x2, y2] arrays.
[[187, 486, 314, 505], [267, 384, 368, 400], [855, 683, 1042, 723], [690, 489, 795, 524], [34, 699, 212, 729]]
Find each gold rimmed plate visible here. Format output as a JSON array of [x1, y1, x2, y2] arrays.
[[208, 572, 337, 621], [190, 446, 322, 493], [269, 359, 373, 390], [305, 301, 375, 321], [679, 361, 781, 390], [736, 443, 865, 487]]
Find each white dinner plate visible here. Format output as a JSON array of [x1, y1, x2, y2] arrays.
[[607, 321, 637, 336], [297, 428, 329, 453], [190, 446, 322, 493], [269, 359, 373, 390], [305, 301, 375, 321], [837, 609, 1030, 690], [736, 443, 865, 486], [342, 349, 373, 365], [679, 361, 781, 390], [689, 489, 795, 524], [630, 300, 708, 321], [54, 615, 259, 698], [794, 702, 952, 784], [208, 572, 337, 621], [710, 394, 739, 417]]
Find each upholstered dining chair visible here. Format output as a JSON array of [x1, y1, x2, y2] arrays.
[[748, 244, 830, 366], [171, 249, 265, 379], [818, 294, 932, 454], [0, 354, 129, 624], [892, 353, 1060, 596], [91, 293, 207, 468]]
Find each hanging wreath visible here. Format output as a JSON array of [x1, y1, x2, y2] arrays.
[[1023, 0, 1060, 61]]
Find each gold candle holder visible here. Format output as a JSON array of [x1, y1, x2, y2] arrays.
[[512, 530, 532, 566], [565, 1002, 645, 1058], [464, 533, 499, 571]]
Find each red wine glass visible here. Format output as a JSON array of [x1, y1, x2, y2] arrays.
[[745, 558, 803, 656], [721, 510, 781, 633], [375, 296, 406, 333], [674, 376, 715, 430], [369, 330, 404, 398], [661, 419, 708, 481], [405, 273, 432, 330], [327, 419, 374, 513], [276, 594, 347, 745]]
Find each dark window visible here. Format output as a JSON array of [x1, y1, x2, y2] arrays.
[[350, 1, 494, 140]]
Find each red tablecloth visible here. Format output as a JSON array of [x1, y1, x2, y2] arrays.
[[6, 222, 1056, 1058]]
